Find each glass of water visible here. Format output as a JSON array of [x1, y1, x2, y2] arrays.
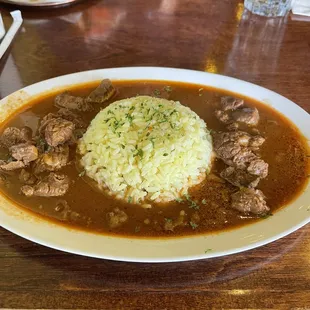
[[244, 0, 293, 17]]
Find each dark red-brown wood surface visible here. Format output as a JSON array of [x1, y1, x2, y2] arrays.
[[0, 1, 310, 309]]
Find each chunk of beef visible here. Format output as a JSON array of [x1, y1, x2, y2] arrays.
[[212, 131, 268, 173], [227, 122, 239, 131], [232, 107, 259, 126], [0, 159, 25, 171], [19, 169, 37, 185], [33, 145, 70, 174], [247, 159, 268, 178], [10, 143, 38, 164], [221, 96, 244, 111], [21, 173, 70, 197], [212, 131, 251, 150], [249, 135, 265, 148], [86, 79, 116, 104], [220, 166, 260, 188], [230, 148, 257, 169], [215, 110, 231, 124], [0, 127, 32, 148], [44, 118, 75, 147], [38, 113, 57, 136], [216, 142, 242, 161], [57, 108, 86, 128], [55, 92, 92, 112], [231, 188, 269, 215], [106, 208, 128, 228]]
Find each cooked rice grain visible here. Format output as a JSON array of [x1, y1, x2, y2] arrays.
[[78, 96, 213, 204]]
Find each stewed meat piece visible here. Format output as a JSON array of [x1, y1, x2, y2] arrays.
[[57, 108, 86, 128], [19, 169, 37, 185], [55, 92, 92, 112], [216, 142, 242, 162], [221, 96, 244, 111], [231, 107, 260, 126], [21, 173, 70, 197], [213, 130, 268, 189], [216, 96, 260, 128], [247, 159, 269, 178], [10, 143, 38, 164], [230, 148, 258, 169], [44, 118, 75, 147], [106, 208, 128, 228], [0, 160, 25, 171], [0, 142, 38, 172], [220, 166, 260, 188], [231, 188, 269, 215], [212, 131, 268, 175], [215, 110, 231, 124], [38, 113, 57, 136], [86, 79, 116, 104], [0, 127, 32, 148], [226, 122, 239, 131], [249, 135, 265, 148], [33, 145, 70, 174], [212, 131, 252, 150]]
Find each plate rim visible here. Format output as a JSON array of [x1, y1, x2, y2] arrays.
[[0, 0, 81, 7], [0, 66, 309, 263]]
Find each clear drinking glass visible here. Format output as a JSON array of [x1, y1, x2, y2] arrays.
[[244, 0, 293, 17]]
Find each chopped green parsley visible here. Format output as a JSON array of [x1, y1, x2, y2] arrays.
[[190, 221, 198, 230], [184, 194, 199, 210], [153, 89, 161, 96], [164, 86, 172, 93], [78, 170, 86, 177]]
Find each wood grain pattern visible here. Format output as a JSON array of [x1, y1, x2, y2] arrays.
[[0, 0, 310, 308]]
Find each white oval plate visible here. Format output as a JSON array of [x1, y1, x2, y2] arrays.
[[0, 0, 81, 7], [0, 67, 309, 263]]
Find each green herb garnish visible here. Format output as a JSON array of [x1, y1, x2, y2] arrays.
[[175, 198, 183, 203], [204, 249, 212, 253], [260, 212, 273, 219], [165, 218, 172, 223], [78, 170, 86, 177], [184, 194, 199, 210], [190, 221, 198, 230], [135, 226, 140, 233], [163, 153, 168, 156], [128, 196, 133, 203], [202, 199, 207, 205], [153, 89, 161, 96], [134, 149, 144, 159], [164, 86, 172, 93]]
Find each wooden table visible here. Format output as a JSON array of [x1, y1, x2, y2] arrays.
[[0, 0, 309, 308]]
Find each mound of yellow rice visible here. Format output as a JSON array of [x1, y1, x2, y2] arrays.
[[78, 96, 213, 204]]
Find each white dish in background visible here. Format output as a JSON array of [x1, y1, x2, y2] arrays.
[[0, 0, 81, 7], [0, 67, 309, 263]]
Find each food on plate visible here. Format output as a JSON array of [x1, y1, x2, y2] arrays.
[[78, 96, 213, 203], [0, 80, 308, 237]]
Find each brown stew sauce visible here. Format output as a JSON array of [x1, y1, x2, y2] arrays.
[[0, 81, 309, 238]]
